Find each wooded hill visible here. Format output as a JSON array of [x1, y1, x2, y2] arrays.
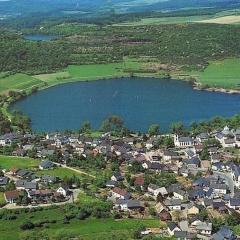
[[1, 23, 240, 74]]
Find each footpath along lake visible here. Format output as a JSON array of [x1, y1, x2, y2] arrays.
[[11, 77, 240, 132]]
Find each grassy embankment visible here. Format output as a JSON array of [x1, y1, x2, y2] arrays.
[[0, 193, 6, 206], [0, 155, 92, 181], [0, 73, 45, 94], [36, 167, 92, 180], [113, 9, 240, 26], [0, 59, 141, 95], [0, 58, 240, 96], [175, 58, 240, 89], [34, 59, 141, 86], [113, 15, 213, 26], [0, 206, 161, 240], [0, 155, 40, 170]]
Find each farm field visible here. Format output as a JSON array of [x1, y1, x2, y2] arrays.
[[114, 15, 213, 26], [0, 155, 40, 170], [0, 73, 44, 94], [1, 58, 240, 94], [36, 167, 89, 179], [67, 63, 127, 79], [194, 58, 240, 89], [0, 206, 161, 240], [34, 71, 71, 85], [1, 59, 142, 93], [0, 192, 6, 206], [197, 15, 240, 24], [34, 59, 142, 85]]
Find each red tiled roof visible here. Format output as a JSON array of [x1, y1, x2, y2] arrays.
[[10, 167, 19, 173], [134, 177, 145, 186], [5, 190, 19, 200], [112, 187, 128, 196]]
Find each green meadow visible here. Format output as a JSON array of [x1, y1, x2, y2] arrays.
[[195, 58, 240, 88], [36, 167, 89, 180], [0, 155, 40, 170], [67, 63, 125, 79], [0, 206, 161, 240], [114, 15, 213, 26], [0, 73, 44, 94], [1, 58, 240, 94], [0, 192, 6, 206], [0, 58, 145, 94], [33, 59, 142, 87]]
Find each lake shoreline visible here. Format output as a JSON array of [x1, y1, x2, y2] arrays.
[[3, 73, 239, 133], [168, 73, 240, 95], [36, 72, 240, 95], [10, 76, 240, 133]]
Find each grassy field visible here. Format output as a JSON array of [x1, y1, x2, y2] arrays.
[[77, 191, 103, 205], [34, 59, 142, 86], [33, 59, 142, 87], [0, 73, 44, 94], [0, 155, 40, 170], [114, 15, 213, 26], [36, 167, 89, 180], [67, 63, 126, 79], [34, 71, 72, 86], [0, 192, 6, 206], [0, 59, 141, 93], [197, 15, 240, 24], [0, 206, 161, 240], [193, 58, 240, 89], [1, 58, 240, 94]]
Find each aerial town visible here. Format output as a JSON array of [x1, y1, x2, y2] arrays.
[[0, 123, 240, 239]]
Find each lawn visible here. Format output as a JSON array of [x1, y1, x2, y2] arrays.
[[84, 131, 103, 138], [77, 191, 102, 205], [0, 155, 40, 170], [36, 167, 88, 179], [33, 59, 142, 87], [196, 58, 240, 89], [67, 63, 127, 79], [46, 218, 161, 240], [0, 73, 44, 94], [34, 71, 72, 86], [0, 192, 6, 206], [0, 204, 161, 240]]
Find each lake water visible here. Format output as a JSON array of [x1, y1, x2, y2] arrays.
[[11, 77, 240, 133], [24, 34, 57, 41]]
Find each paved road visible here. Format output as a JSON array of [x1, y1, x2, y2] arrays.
[[213, 171, 235, 197]]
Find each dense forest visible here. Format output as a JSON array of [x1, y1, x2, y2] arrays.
[[1, 8, 223, 29], [1, 22, 240, 74]]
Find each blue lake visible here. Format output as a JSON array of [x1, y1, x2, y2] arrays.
[[11, 77, 240, 132], [24, 34, 57, 41]]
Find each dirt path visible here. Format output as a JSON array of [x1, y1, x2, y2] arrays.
[[53, 163, 96, 179]]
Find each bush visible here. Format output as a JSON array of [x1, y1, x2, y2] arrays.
[[20, 221, 35, 230]]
